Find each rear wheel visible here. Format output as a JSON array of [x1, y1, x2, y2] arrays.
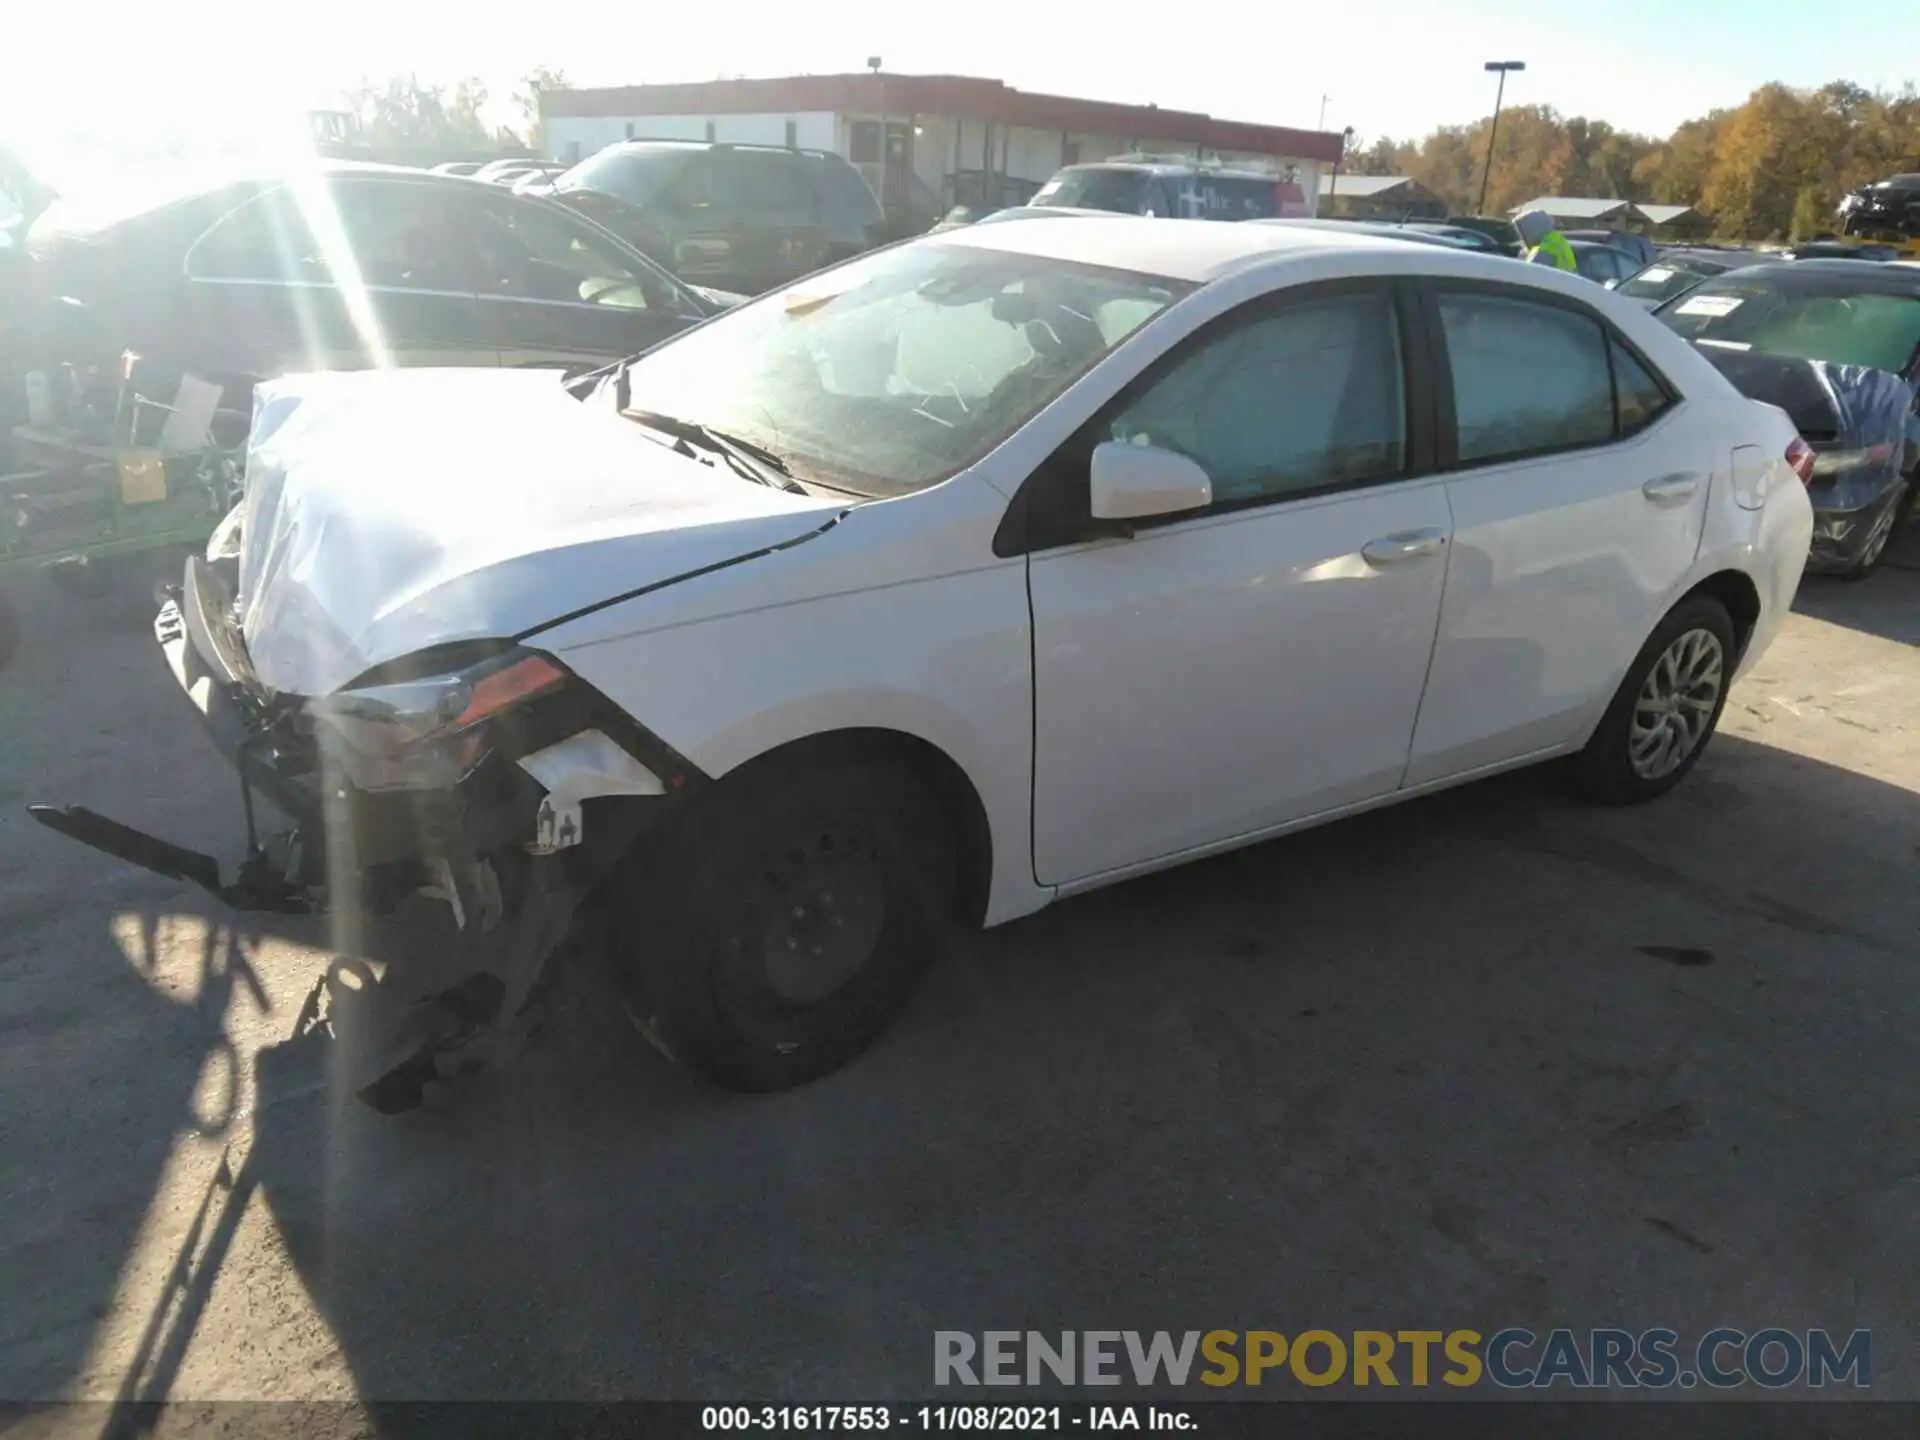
[[1573, 595, 1736, 805], [1837, 478, 1908, 581], [614, 758, 954, 1092]]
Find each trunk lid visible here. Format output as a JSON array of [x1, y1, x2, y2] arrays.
[[235, 368, 842, 697]]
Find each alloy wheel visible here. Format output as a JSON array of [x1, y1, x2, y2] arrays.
[[1628, 627, 1725, 780]]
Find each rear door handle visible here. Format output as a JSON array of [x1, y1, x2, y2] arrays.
[[1361, 528, 1448, 566], [1642, 472, 1702, 506]]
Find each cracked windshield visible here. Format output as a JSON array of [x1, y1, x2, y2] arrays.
[[4, 0, 1918, 1431]]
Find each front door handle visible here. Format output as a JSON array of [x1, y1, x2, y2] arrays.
[[1361, 528, 1448, 566], [1642, 472, 1702, 506]]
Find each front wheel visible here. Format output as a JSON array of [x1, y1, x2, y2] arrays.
[[613, 758, 955, 1092], [1573, 595, 1736, 805]]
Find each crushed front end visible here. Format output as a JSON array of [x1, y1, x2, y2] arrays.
[[31, 550, 703, 1111]]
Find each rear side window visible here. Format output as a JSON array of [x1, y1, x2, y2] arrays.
[[1190, 177, 1281, 221], [809, 158, 883, 227], [1438, 292, 1614, 462], [720, 152, 818, 222], [1611, 337, 1674, 436]]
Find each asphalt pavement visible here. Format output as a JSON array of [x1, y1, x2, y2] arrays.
[[1, 537, 1916, 1415]]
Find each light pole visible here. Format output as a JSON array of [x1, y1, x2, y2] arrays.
[[1328, 126, 1355, 211], [1477, 60, 1525, 216], [1317, 94, 1331, 130]]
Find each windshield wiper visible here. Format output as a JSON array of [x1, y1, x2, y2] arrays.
[[625, 409, 808, 493]]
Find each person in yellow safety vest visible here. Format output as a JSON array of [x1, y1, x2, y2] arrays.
[[1513, 208, 1578, 272]]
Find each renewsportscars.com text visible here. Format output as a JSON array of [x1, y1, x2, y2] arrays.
[[934, 1328, 1871, 1390]]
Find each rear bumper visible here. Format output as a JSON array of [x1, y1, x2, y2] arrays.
[[1807, 480, 1908, 570]]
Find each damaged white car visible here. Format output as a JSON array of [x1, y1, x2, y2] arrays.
[[34, 219, 1814, 1109]]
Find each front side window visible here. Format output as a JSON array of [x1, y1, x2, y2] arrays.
[[466, 197, 670, 310], [619, 242, 1192, 496], [1105, 290, 1406, 505], [1439, 292, 1615, 462]]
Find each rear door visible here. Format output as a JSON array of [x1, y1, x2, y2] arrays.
[[1404, 281, 1709, 785], [181, 179, 495, 377], [720, 150, 825, 288], [459, 191, 705, 369]]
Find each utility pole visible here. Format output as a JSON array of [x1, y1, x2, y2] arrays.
[[1318, 95, 1331, 131], [1477, 61, 1525, 215]]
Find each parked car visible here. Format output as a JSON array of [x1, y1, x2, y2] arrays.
[[540, 140, 887, 296], [1029, 157, 1307, 221], [34, 218, 1813, 1108], [1613, 249, 1767, 310], [470, 157, 549, 185], [1399, 222, 1510, 252], [1443, 215, 1523, 256], [1569, 239, 1642, 285], [1838, 173, 1920, 242], [1654, 258, 1920, 577], [508, 164, 569, 194], [1254, 217, 1484, 249], [1564, 229, 1658, 269], [20, 165, 731, 397], [1780, 241, 1899, 262]]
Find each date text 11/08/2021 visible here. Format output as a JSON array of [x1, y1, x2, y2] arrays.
[[702, 1407, 1187, 1431]]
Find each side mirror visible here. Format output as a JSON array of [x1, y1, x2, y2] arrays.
[[1089, 440, 1212, 522]]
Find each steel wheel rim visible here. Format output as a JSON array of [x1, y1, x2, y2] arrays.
[[1629, 627, 1725, 780], [716, 823, 890, 1030]]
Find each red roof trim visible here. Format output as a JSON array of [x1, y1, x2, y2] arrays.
[[543, 74, 1346, 164]]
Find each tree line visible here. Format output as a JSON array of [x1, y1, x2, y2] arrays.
[[1344, 81, 1920, 240], [336, 67, 571, 155]]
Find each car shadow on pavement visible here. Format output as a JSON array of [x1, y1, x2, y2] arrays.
[[1791, 528, 1920, 645], [70, 726, 1917, 1411]]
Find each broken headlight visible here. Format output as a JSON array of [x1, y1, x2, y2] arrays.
[[307, 648, 569, 792]]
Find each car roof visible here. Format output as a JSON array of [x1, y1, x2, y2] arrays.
[[937, 213, 1493, 281], [1059, 159, 1277, 179], [1698, 258, 1920, 292]]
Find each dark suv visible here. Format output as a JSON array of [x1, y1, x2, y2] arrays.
[[539, 141, 887, 295]]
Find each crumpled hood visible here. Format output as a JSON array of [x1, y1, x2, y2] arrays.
[[236, 368, 842, 697], [1694, 346, 1914, 510]]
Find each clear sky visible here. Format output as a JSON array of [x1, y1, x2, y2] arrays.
[[9, 0, 1920, 187]]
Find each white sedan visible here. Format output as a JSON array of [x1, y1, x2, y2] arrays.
[[33, 218, 1815, 1106]]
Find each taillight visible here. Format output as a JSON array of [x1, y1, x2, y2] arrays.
[[1786, 436, 1816, 485]]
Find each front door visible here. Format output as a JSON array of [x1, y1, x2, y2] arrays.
[[1022, 282, 1453, 884], [460, 191, 703, 369], [1404, 282, 1710, 785]]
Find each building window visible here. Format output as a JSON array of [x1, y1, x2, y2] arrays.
[[625, 122, 635, 140], [566, 141, 581, 163], [849, 120, 881, 164], [705, 120, 717, 142], [785, 119, 798, 149], [1063, 140, 1082, 166]]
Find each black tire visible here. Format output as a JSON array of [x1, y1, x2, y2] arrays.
[[1573, 594, 1737, 806], [613, 758, 955, 1093], [1836, 478, 1909, 582]]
